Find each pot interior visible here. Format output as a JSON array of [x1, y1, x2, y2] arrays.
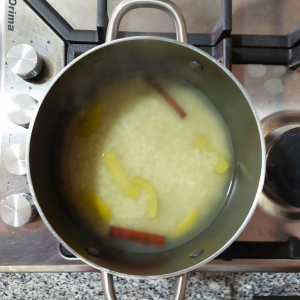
[[28, 38, 264, 276]]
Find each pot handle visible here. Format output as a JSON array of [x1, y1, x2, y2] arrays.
[[105, 0, 188, 43], [101, 271, 188, 300]]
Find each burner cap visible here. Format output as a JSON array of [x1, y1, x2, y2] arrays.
[[266, 127, 300, 207]]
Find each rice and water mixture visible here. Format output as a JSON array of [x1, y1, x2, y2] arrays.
[[57, 73, 233, 251]]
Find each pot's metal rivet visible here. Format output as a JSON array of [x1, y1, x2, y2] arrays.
[[189, 61, 203, 70], [86, 247, 101, 257], [190, 248, 204, 258]]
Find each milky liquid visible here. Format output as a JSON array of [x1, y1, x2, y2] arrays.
[[56, 73, 234, 253]]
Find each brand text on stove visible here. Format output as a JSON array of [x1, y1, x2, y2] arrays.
[[8, 0, 17, 31]]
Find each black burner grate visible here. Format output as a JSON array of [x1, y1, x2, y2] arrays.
[[24, 0, 300, 69]]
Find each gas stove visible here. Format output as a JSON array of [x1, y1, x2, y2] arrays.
[[2, 0, 300, 272]]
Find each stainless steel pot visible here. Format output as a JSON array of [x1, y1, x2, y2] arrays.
[[27, 0, 265, 299]]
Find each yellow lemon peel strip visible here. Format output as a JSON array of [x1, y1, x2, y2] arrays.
[[195, 135, 229, 173], [171, 209, 198, 238], [76, 104, 103, 138], [103, 151, 138, 199], [78, 188, 112, 223], [132, 177, 157, 218]]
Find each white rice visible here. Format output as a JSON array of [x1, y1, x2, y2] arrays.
[[58, 73, 233, 245]]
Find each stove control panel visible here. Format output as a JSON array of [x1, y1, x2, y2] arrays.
[[0, 0, 80, 270], [0, 193, 37, 227], [6, 44, 43, 80], [7, 94, 37, 128], [3, 144, 27, 176]]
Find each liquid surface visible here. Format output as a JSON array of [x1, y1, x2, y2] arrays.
[[57, 73, 234, 252]]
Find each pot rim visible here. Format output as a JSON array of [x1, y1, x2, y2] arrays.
[[26, 36, 266, 279]]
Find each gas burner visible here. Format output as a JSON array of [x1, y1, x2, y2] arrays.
[[266, 127, 300, 208], [258, 111, 300, 221]]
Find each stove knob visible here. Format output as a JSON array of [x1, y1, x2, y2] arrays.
[[3, 143, 27, 175], [6, 44, 43, 79], [7, 94, 37, 128], [0, 193, 37, 227]]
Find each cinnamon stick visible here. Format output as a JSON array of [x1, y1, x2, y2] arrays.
[[109, 226, 166, 247], [145, 77, 187, 119]]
